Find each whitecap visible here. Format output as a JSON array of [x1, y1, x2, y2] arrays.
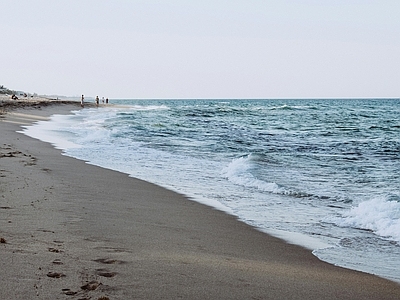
[[331, 195, 400, 243]]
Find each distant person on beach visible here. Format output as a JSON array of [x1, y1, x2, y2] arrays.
[[102, 97, 105, 104], [106, 98, 108, 104], [81, 94, 84, 108], [95, 96, 99, 107]]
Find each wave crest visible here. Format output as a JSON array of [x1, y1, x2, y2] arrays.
[[331, 194, 400, 243], [221, 155, 281, 193]]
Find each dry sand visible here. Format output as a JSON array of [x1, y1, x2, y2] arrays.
[[1, 100, 399, 299]]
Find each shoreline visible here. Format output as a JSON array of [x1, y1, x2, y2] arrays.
[[1, 101, 400, 299]]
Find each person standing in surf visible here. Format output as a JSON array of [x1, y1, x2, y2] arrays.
[[81, 94, 84, 108]]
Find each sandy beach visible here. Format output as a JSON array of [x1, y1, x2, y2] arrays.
[[1, 99, 400, 299]]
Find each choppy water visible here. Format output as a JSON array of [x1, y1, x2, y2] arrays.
[[22, 99, 400, 282]]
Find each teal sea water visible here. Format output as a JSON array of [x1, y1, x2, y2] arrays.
[[22, 99, 400, 282]]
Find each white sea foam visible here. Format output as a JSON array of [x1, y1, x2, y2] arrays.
[[19, 114, 82, 150], [332, 195, 400, 243], [221, 155, 281, 193]]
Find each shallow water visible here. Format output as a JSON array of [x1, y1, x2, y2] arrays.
[[22, 99, 400, 282]]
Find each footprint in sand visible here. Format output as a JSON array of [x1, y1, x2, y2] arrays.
[[95, 268, 117, 278], [48, 247, 62, 253], [52, 259, 63, 265], [93, 258, 125, 264], [62, 288, 77, 296], [81, 280, 102, 291], [47, 272, 66, 278]]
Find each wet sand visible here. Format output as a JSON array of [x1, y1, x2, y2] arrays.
[[1, 100, 400, 299]]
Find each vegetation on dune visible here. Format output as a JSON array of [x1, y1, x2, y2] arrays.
[[0, 85, 17, 95]]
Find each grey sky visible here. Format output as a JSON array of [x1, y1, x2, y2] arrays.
[[2, 0, 399, 99]]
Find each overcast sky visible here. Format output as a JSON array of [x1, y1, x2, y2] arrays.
[[2, 0, 400, 99]]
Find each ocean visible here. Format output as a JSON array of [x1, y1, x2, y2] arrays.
[[21, 98, 400, 282]]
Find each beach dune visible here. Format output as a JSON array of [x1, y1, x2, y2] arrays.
[[1, 101, 399, 299]]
